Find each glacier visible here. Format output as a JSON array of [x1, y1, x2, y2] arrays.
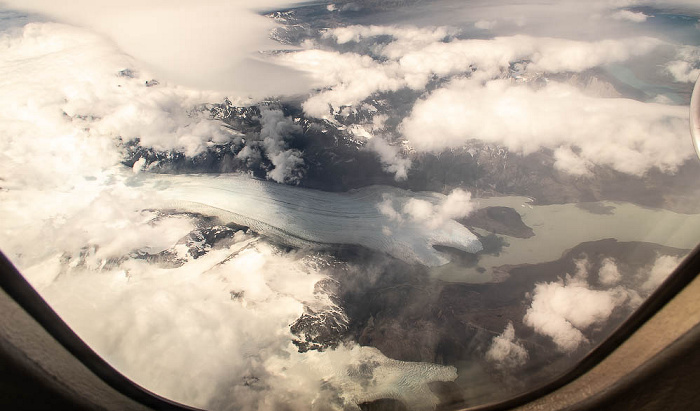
[[136, 173, 482, 266]]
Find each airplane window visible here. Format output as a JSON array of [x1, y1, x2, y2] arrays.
[[1, 1, 699, 410]]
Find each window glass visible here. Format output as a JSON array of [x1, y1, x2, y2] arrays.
[[1, 1, 699, 410]]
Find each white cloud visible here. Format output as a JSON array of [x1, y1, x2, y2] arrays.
[[599, 257, 622, 285], [528, 36, 659, 72], [1, 140, 457, 411], [394, 33, 660, 76], [367, 138, 412, 180], [440, 189, 477, 220], [267, 149, 304, 184], [24, 231, 457, 410], [474, 20, 497, 30], [400, 189, 476, 228], [234, 108, 305, 184], [278, 49, 405, 118], [0, 75, 471, 397], [665, 46, 700, 83], [611, 10, 650, 22], [401, 78, 690, 176], [403, 198, 436, 221], [389, 0, 649, 35], [259, 109, 305, 184], [642, 254, 682, 292], [524, 282, 591, 352], [281, 30, 662, 119], [370, 189, 481, 265], [1, 0, 311, 96], [666, 61, 699, 83], [0, 21, 239, 201], [377, 196, 404, 222], [485, 322, 528, 370], [552, 147, 595, 177], [524, 259, 632, 352], [376, 189, 476, 229], [323, 25, 454, 51]]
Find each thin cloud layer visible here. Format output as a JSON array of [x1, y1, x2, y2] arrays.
[[2, 0, 311, 95], [401, 78, 691, 176]]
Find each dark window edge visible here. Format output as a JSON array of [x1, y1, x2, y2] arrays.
[[0, 251, 203, 411]]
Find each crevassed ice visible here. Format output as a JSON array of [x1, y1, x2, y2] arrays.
[[137, 173, 482, 266]]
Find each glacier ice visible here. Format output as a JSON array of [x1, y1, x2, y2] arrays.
[[137, 173, 482, 266]]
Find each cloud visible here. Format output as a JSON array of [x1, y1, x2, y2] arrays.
[[281, 29, 662, 119], [377, 196, 404, 222], [266, 149, 305, 184], [665, 46, 700, 83], [323, 24, 455, 50], [373, 189, 481, 265], [280, 22, 691, 181], [1, 93, 464, 407], [439, 189, 477, 220], [524, 258, 633, 352], [0, 21, 243, 201], [611, 10, 650, 22], [0, 17, 309, 191], [1, 2, 695, 409], [278, 49, 405, 118], [377, 189, 476, 237], [474, 20, 497, 30], [258, 109, 305, 184], [397, 35, 660, 78], [642, 254, 682, 292], [598, 257, 622, 285], [399, 189, 476, 228], [403, 198, 436, 221], [400, 78, 691, 176], [352, 0, 696, 41], [0, 84, 476, 401], [485, 322, 528, 370], [1, 0, 311, 96], [367, 137, 412, 181], [552, 147, 595, 177], [23, 227, 457, 410]]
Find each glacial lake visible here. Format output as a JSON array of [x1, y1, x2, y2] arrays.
[[432, 195, 700, 283]]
